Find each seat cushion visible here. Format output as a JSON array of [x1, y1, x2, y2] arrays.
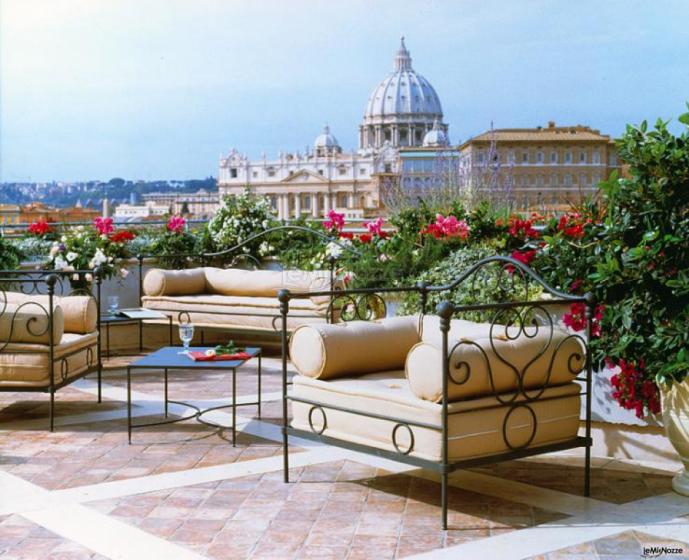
[[290, 371, 581, 462], [3, 292, 96, 334], [0, 302, 64, 345], [142, 294, 327, 332], [0, 332, 98, 387], [406, 320, 585, 403], [289, 316, 421, 380]]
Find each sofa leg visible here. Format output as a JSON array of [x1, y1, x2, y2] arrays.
[[49, 391, 55, 432], [441, 472, 448, 530], [283, 430, 290, 483], [97, 363, 102, 404], [584, 446, 591, 497]]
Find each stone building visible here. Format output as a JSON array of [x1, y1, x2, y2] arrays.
[[458, 122, 621, 210], [218, 38, 447, 219]]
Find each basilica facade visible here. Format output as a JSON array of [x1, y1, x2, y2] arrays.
[[218, 38, 449, 219]]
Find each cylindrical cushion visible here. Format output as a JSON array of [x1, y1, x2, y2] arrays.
[[204, 267, 333, 298], [2, 293, 97, 334], [290, 316, 421, 380], [0, 302, 64, 345], [406, 327, 585, 402], [143, 268, 207, 297]]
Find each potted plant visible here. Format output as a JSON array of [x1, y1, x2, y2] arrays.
[[49, 217, 136, 289]]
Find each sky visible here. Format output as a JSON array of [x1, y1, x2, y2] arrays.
[[1, 0, 688, 183]]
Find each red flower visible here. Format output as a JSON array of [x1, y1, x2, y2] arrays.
[[508, 217, 539, 239], [510, 249, 537, 266], [557, 213, 586, 239], [109, 230, 136, 243], [338, 231, 354, 240], [27, 218, 52, 237], [358, 233, 372, 244], [421, 214, 470, 240], [569, 279, 584, 293], [562, 302, 604, 337], [610, 359, 660, 418]]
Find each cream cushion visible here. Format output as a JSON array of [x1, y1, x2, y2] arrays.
[[204, 267, 339, 305], [142, 294, 328, 332], [0, 332, 98, 387], [406, 320, 585, 403], [289, 316, 421, 380], [2, 292, 96, 334], [0, 302, 64, 345], [143, 268, 207, 297], [291, 371, 581, 462]]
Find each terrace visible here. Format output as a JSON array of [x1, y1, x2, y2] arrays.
[[2, 116, 689, 560]]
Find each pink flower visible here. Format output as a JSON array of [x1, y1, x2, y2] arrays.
[[167, 215, 186, 234], [323, 210, 345, 232], [93, 217, 114, 235], [421, 214, 470, 240], [365, 217, 385, 236]]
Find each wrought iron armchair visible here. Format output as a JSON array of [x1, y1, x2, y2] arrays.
[[278, 256, 594, 529], [0, 268, 103, 430]]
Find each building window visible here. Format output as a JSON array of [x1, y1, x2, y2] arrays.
[[384, 163, 392, 173], [252, 171, 258, 178], [593, 172, 601, 184], [610, 152, 618, 166], [522, 151, 529, 164], [318, 170, 324, 176], [579, 173, 587, 185], [551, 173, 558, 186], [359, 168, 367, 175], [579, 151, 587, 163], [564, 173, 572, 186], [477, 152, 485, 164], [508, 150, 516, 164], [592, 149, 601, 164], [550, 151, 557, 164], [565, 151, 572, 164], [338, 166, 346, 175], [537, 151, 544, 164], [267, 168, 276, 177], [303, 195, 311, 210], [230, 168, 238, 178]]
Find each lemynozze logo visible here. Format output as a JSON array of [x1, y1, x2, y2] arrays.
[[641, 545, 685, 558]]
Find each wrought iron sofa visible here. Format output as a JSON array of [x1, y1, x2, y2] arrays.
[[0, 269, 102, 430], [136, 226, 354, 337], [278, 256, 594, 529]]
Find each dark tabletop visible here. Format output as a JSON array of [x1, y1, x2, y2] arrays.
[[129, 346, 261, 369], [100, 309, 169, 324]]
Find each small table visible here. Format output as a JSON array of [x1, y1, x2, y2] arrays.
[[101, 309, 174, 358], [126, 346, 262, 445]]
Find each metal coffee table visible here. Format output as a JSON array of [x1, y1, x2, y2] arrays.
[[126, 346, 262, 445]]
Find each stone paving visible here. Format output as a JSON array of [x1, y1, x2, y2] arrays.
[[1, 354, 688, 559]]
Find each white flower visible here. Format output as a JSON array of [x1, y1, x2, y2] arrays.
[[72, 273, 80, 281], [91, 249, 108, 266], [378, 254, 389, 262], [205, 349, 216, 357], [66, 252, 78, 263], [49, 244, 60, 257], [60, 235, 67, 243], [85, 273, 93, 282], [118, 268, 129, 278], [325, 242, 343, 259], [54, 256, 68, 269]]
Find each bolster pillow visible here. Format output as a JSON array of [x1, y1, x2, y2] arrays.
[[290, 316, 421, 380], [204, 267, 340, 304], [406, 325, 586, 402], [143, 268, 207, 297], [0, 302, 64, 345], [2, 292, 96, 334]]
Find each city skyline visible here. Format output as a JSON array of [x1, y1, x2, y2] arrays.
[[1, 0, 688, 183]]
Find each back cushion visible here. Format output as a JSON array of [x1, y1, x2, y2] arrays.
[[204, 268, 335, 299], [406, 319, 585, 402], [0, 301, 64, 345], [3, 292, 96, 334], [143, 268, 207, 297], [290, 316, 421, 380]]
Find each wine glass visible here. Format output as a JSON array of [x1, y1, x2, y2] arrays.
[[178, 323, 194, 354], [107, 296, 119, 315]]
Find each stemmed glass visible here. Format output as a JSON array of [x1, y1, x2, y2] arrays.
[[178, 323, 194, 354]]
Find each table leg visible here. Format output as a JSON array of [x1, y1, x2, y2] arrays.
[[164, 368, 168, 418], [168, 317, 173, 346], [232, 367, 236, 447], [127, 366, 132, 444], [106, 322, 110, 359], [138, 321, 143, 353], [257, 352, 262, 419]]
